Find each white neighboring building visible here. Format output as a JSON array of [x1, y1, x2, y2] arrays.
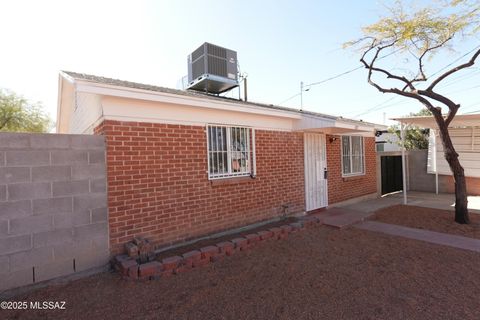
[[375, 130, 402, 152], [393, 114, 480, 195]]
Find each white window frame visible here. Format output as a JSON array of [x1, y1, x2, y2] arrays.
[[341, 135, 365, 177], [206, 124, 255, 180]]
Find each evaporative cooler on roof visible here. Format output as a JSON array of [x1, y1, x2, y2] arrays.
[[187, 42, 239, 94]]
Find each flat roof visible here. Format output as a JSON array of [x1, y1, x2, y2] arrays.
[[392, 113, 480, 128]]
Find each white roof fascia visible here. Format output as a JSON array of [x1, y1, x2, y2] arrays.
[[74, 80, 305, 120]]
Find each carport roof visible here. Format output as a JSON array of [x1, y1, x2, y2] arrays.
[[392, 113, 480, 128]]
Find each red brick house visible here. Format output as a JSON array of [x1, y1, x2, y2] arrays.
[[57, 71, 383, 254]]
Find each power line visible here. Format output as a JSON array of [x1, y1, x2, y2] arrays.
[[429, 44, 480, 78], [278, 92, 301, 105]]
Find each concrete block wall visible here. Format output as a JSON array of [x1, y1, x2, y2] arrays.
[[0, 133, 109, 292], [408, 149, 480, 195]]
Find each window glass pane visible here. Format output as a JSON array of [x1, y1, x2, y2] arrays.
[[207, 125, 252, 178], [342, 136, 351, 174]]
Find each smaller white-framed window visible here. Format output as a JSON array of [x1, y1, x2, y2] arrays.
[[341, 136, 365, 176], [207, 124, 254, 179]]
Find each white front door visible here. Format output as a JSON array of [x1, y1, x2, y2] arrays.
[[304, 133, 328, 211]]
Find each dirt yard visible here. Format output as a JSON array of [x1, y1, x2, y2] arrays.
[[372, 205, 480, 239], [3, 224, 480, 320]]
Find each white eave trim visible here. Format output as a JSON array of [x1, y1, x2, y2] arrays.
[[73, 80, 303, 120]]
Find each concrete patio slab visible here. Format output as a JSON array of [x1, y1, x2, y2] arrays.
[[334, 191, 480, 215], [356, 221, 480, 253]]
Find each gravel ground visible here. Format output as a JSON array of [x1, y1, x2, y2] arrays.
[[372, 205, 480, 239], [3, 225, 480, 320]]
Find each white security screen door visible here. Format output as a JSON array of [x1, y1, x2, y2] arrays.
[[304, 133, 328, 211]]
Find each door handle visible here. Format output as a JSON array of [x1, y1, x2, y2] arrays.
[[324, 168, 328, 179]]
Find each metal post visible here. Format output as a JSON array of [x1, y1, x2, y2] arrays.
[[244, 77, 248, 102], [434, 131, 439, 194], [401, 123, 407, 205], [300, 81, 304, 111]]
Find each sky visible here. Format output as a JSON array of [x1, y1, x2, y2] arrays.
[[1, 0, 479, 128]]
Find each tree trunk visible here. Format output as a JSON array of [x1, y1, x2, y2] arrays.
[[437, 124, 470, 224]]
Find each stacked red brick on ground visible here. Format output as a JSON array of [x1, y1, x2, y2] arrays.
[[112, 216, 321, 281]]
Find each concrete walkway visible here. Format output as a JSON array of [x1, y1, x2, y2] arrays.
[[307, 191, 480, 252], [356, 221, 480, 253]]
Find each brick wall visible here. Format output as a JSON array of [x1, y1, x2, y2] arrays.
[[95, 120, 305, 255], [0, 133, 109, 292], [326, 135, 377, 204]]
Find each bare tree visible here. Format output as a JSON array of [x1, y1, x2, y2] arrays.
[[349, 0, 480, 223]]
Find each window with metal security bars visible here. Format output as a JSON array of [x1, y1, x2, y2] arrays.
[[341, 136, 365, 176], [207, 125, 253, 179]]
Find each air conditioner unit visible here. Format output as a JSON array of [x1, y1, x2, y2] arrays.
[[187, 42, 238, 94]]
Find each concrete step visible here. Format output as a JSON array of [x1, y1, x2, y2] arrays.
[[308, 207, 374, 228]]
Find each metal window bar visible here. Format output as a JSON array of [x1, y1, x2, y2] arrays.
[[207, 124, 253, 179]]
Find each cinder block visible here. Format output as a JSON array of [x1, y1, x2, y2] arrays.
[[0, 167, 30, 184], [0, 268, 33, 291], [9, 214, 53, 235], [6, 150, 50, 166], [70, 135, 105, 149], [0, 219, 8, 237], [0, 151, 5, 166], [91, 235, 109, 252], [52, 213, 73, 229], [51, 150, 88, 165], [0, 133, 30, 149], [33, 228, 74, 248], [0, 255, 9, 274], [33, 197, 72, 215], [34, 258, 74, 283], [9, 246, 54, 271], [73, 193, 107, 212], [0, 200, 32, 219], [90, 178, 107, 193], [73, 222, 108, 241], [53, 240, 91, 260], [88, 150, 105, 164], [74, 250, 110, 272], [29, 134, 70, 149], [0, 185, 6, 201], [72, 210, 91, 226], [8, 182, 51, 201], [52, 180, 89, 197], [32, 166, 71, 182], [0, 234, 31, 255], [91, 207, 108, 223], [71, 164, 106, 180]]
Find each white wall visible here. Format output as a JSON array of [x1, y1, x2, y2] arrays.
[[428, 128, 480, 178], [376, 132, 402, 152]]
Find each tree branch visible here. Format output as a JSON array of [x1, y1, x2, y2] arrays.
[[427, 47, 480, 91], [361, 42, 417, 91]]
